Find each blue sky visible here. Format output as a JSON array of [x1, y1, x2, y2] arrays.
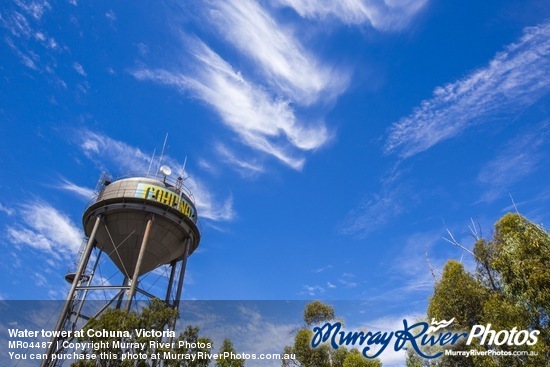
[[0, 0, 549, 364]]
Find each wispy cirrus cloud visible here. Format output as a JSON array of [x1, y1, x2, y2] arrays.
[[206, 0, 348, 105], [274, 0, 427, 31], [391, 230, 445, 293], [215, 143, 264, 176], [0, 203, 15, 216], [234, 306, 296, 363], [78, 130, 235, 221], [300, 284, 326, 296], [338, 273, 359, 288], [385, 21, 550, 158], [1, 0, 62, 73], [477, 121, 549, 202], [133, 0, 346, 172], [80, 130, 150, 172], [6, 202, 82, 259], [72, 61, 87, 77], [0, 0, 50, 39], [132, 40, 327, 170], [56, 178, 95, 200], [312, 264, 333, 273], [302, 271, 359, 296], [184, 179, 235, 222], [12, 0, 51, 20], [340, 185, 406, 238]]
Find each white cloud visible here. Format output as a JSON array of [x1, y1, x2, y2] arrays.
[[34, 31, 57, 49], [0, 203, 15, 216], [105, 9, 116, 22], [130, 1, 347, 172], [215, 143, 264, 176], [14, 0, 52, 20], [340, 186, 405, 238], [312, 264, 333, 273], [34, 272, 48, 287], [385, 21, 550, 158], [338, 273, 359, 288], [81, 135, 100, 154], [57, 178, 95, 200], [393, 231, 446, 293], [301, 284, 325, 296], [80, 130, 150, 172], [0, 9, 32, 38], [207, 0, 348, 105], [132, 39, 327, 170], [185, 178, 235, 222], [233, 306, 296, 364], [135, 42, 148, 56], [197, 158, 217, 174], [6, 202, 82, 259], [275, 0, 427, 31], [4, 37, 38, 70], [477, 121, 548, 202], [307, 270, 360, 293], [1, 0, 65, 79], [72, 61, 87, 77]]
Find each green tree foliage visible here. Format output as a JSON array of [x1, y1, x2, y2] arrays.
[[342, 349, 382, 367], [282, 301, 382, 367], [331, 348, 349, 367], [405, 348, 432, 367], [303, 301, 335, 326], [490, 213, 550, 317], [428, 260, 488, 329], [291, 328, 332, 367], [417, 213, 550, 366], [215, 338, 245, 367]]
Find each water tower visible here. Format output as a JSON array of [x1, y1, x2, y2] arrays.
[[41, 166, 200, 366]]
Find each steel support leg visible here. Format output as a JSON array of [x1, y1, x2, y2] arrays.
[[125, 215, 154, 311], [41, 214, 102, 367]]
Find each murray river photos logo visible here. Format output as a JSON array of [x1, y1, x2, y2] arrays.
[[310, 318, 540, 359]]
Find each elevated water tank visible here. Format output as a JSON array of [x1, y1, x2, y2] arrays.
[[82, 176, 200, 278]]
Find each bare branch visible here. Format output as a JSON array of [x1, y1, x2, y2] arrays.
[[468, 218, 482, 241], [425, 248, 438, 282], [509, 193, 521, 216], [442, 226, 475, 257], [478, 220, 482, 239]]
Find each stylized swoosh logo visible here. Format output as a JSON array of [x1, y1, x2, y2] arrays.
[[427, 318, 455, 333]]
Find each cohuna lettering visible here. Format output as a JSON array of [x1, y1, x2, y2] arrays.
[[137, 183, 194, 219]]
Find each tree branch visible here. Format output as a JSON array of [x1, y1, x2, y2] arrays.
[[442, 226, 475, 257], [468, 218, 482, 241], [509, 193, 521, 216], [425, 249, 438, 282]]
